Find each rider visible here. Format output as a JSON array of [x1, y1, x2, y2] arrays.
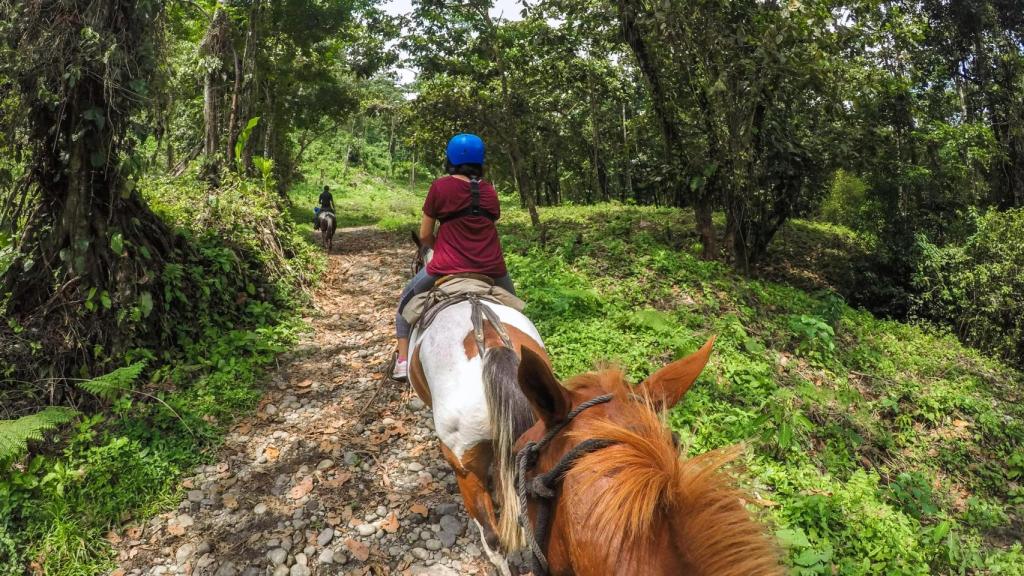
[[392, 133, 515, 381], [314, 185, 335, 230]]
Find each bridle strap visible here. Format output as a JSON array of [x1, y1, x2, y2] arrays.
[[515, 393, 616, 576]]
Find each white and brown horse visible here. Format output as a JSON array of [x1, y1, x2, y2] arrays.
[[407, 296, 542, 572]]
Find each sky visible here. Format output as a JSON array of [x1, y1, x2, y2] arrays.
[[380, 0, 526, 85]]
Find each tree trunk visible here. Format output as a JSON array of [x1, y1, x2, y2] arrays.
[[409, 149, 417, 190], [695, 197, 716, 260], [622, 102, 633, 202], [2, 0, 186, 377], [201, 5, 230, 165], [226, 47, 243, 169], [387, 111, 397, 182]]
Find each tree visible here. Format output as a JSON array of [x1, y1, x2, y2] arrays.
[[0, 0, 183, 377]]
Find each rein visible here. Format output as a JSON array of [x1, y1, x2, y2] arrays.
[[515, 393, 617, 576]]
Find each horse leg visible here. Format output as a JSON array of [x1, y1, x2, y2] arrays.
[[439, 442, 504, 549]]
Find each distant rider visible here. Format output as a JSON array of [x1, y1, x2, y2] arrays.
[[392, 133, 515, 380], [315, 185, 335, 230]]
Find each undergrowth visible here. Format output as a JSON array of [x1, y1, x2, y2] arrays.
[[0, 171, 321, 576]]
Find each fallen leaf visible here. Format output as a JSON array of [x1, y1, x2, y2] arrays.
[[125, 525, 143, 539], [296, 379, 313, 388], [288, 476, 314, 500], [409, 503, 428, 517], [167, 523, 186, 536], [381, 512, 399, 534], [322, 472, 352, 489], [953, 419, 970, 429], [105, 530, 122, 545], [181, 478, 194, 489], [265, 446, 280, 461], [222, 494, 239, 509], [345, 538, 370, 562], [236, 422, 252, 434]]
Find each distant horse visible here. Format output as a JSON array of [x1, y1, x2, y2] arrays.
[[318, 211, 336, 251], [512, 340, 785, 576]]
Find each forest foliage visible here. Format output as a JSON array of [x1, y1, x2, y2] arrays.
[[0, 0, 1023, 574]]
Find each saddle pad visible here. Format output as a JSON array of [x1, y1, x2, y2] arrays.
[[402, 276, 525, 328]]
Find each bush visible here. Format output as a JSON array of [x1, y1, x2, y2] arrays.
[[912, 208, 1024, 366]]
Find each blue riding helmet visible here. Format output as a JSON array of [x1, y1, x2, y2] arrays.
[[446, 133, 485, 166]]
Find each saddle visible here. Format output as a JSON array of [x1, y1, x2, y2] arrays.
[[401, 274, 525, 333]]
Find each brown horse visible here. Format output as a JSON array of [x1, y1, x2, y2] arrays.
[[512, 339, 784, 576]]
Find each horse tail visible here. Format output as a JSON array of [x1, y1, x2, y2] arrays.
[[482, 345, 533, 551]]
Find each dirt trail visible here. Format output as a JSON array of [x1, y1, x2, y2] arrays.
[[114, 227, 491, 576]]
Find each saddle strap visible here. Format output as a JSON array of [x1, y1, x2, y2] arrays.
[[469, 294, 513, 357]]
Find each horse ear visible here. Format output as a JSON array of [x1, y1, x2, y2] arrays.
[[640, 337, 715, 410], [410, 229, 421, 248], [517, 347, 571, 426]]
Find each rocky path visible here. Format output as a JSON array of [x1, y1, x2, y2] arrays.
[[114, 227, 491, 576]]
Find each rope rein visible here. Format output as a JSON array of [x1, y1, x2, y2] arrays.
[[514, 393, 616, 576]]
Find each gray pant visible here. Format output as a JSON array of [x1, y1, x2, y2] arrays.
[[395, 268, 516, 339]]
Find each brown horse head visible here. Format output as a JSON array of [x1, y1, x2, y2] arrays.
[[513, 338, 784, 576]]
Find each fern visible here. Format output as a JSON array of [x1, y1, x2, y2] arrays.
[[0, 407, 78, 461], [77, 361, 146, 401]]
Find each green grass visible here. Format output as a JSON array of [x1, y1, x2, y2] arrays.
[[289, 170, 424, 230], [333, 176, 1024, 575]]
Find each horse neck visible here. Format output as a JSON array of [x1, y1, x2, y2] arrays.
[[552, 473, 694, 576]]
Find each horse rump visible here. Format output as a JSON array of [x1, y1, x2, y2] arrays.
[[319, 212, 336, 244]]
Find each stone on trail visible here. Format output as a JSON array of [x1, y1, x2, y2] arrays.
[[267, 548, 287, 566], [174, 543, 195, 564], [316, 527, 334, 547], [187, 490, 204, 503], [439, 515, 464, 536]]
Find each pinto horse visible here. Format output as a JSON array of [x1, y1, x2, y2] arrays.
[[511, 340, 785, 576], [407, 290, 543, 574], [405, 232, 537, 573]]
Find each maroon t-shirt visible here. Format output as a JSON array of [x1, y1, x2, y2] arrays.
[[423, 176, 507, 277]]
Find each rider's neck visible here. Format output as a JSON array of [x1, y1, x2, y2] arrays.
[[450, 174, 472, 182]]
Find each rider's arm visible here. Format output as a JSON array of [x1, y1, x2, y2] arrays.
[[418, 214, 436, 249]]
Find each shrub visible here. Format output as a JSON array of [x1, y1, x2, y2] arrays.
[[912, 208, 1024, 366]]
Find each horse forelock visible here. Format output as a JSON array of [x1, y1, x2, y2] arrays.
[[560, 370, 784, 576]]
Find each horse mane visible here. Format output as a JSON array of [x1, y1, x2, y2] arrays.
[[561, 369, 784, 576]]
